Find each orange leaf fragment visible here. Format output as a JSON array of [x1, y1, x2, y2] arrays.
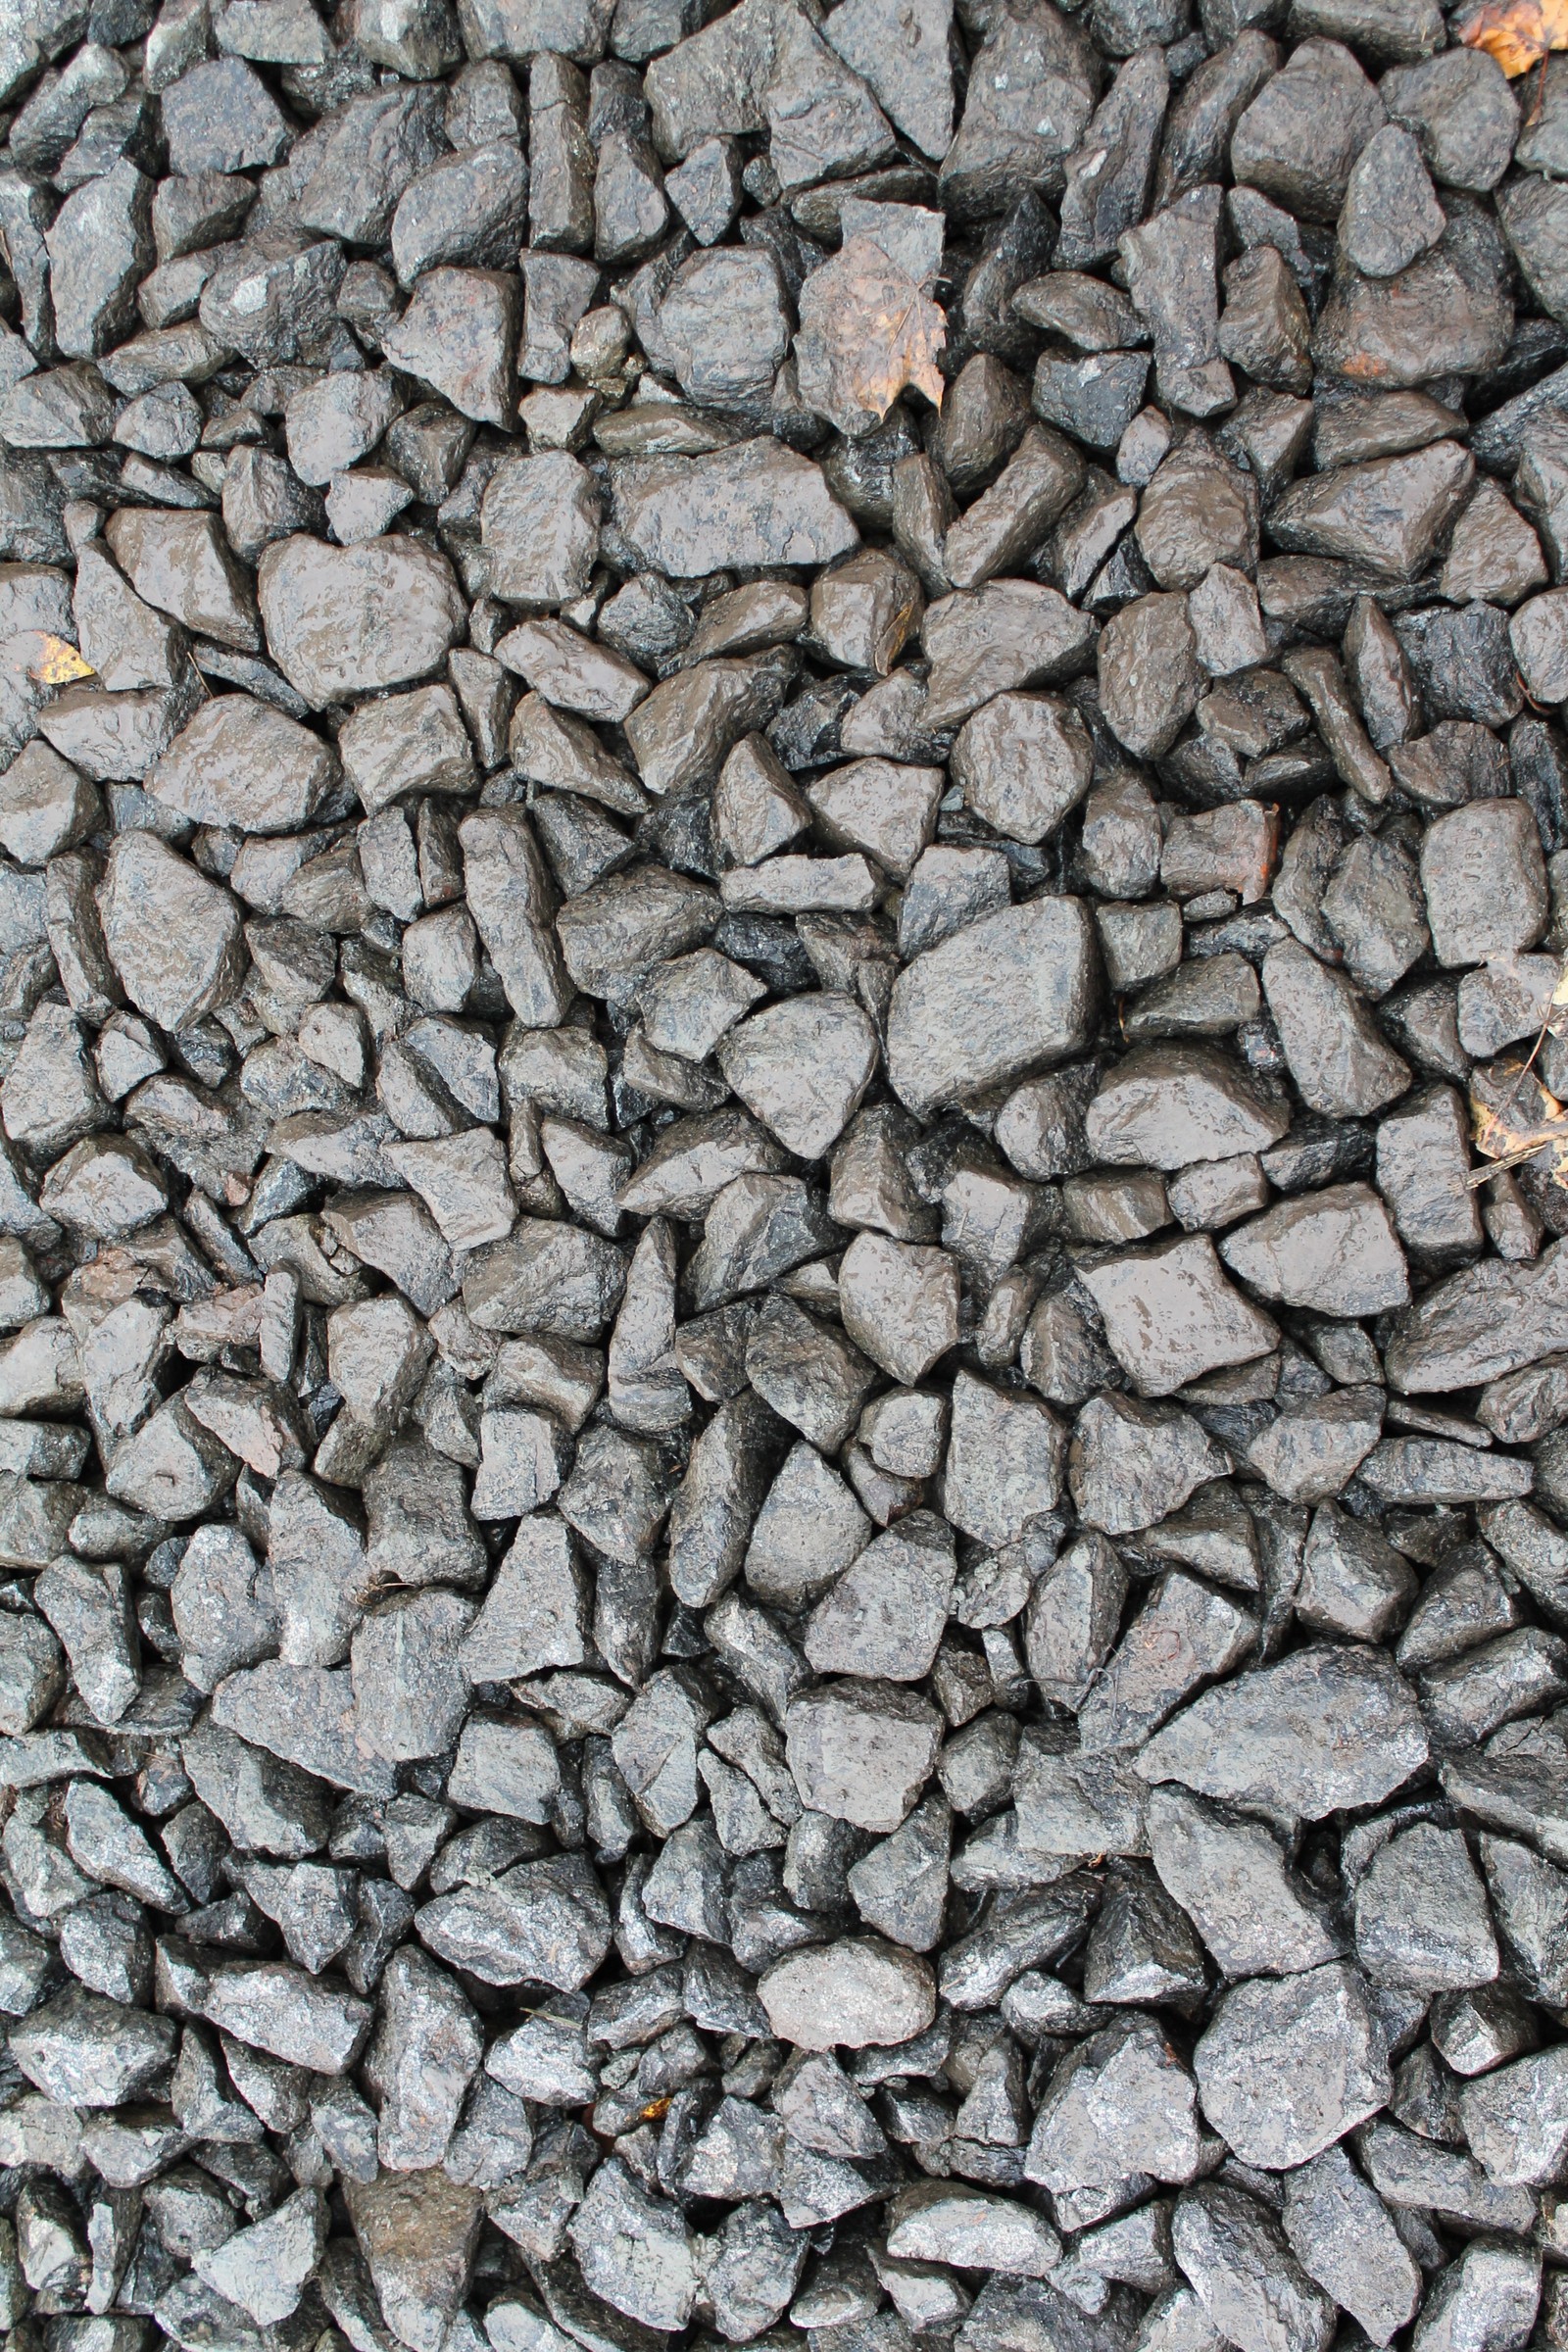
[[28, 635, 94, 687], [1459, 0, 1568, 76], [841, 245, 947, 419]]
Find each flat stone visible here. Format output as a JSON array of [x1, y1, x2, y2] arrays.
[[1086, 1044, 1290, 1170], [1078, 1234, 1278, 1397], [760, 1937, 937, 2050], [612, 438, 859, 576], [1139, 1643, 1429, 1819], [885, 897, 1098, 1119]]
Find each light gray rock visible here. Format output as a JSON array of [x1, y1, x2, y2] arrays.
[[760, 1936, 937, 2050]]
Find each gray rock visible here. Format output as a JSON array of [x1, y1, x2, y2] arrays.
[[1173, 2182, 1335, 2352], [760, 1936, 937, 2050], [1149, 1784, 1340, 1978], [1452, 2046, 1565, 2205], [1262, 940, 1411, 1117], [1068, 1393, 1228, 1536], [1139, 1642, 1429, 1818], [1281, 2147, 1420, 2348], [1195, 1960, 1392, 2172], [887, 2180, 1059, 2276], [745, 1440, 871, 1609], [364, 1945, 481, 2170], [416, 1853, 612, 1987], [806, 1509, 955, 1682], [1086, 1044, 1290, 1170], [257, 535, 466, 710], [1410, 2242, 1541, 2352], [1354, 1823, 1499, 1992], [98, 833, 243, 1035], [1420, 799, 1549, 969], [612, 438, 859, 576], [1080, 1570, 1255, 1753], [569, 2158, 697, 2332], [1027, 2014, 1202, 2194], [719, 994, 879, 1161], [1385, 1244, 1568, 1396], [11, 1984, 176, 2107], [786, 1678, 943, 1833], [886, 897, 1098, 1119], [1219, 1183, 1407, 1315], [1078, 1234, 1276, 1397], [192, 2189, 325, 2327], [151, 698, 335, 836]]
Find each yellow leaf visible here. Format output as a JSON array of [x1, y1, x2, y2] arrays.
[[1459, 0, 1568, 75], [29, 635, 94, 686]]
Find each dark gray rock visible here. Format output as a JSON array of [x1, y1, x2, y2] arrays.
[[1139, 1642, 1429, 1817]]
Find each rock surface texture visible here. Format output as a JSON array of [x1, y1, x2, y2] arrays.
[[0, 7, 1565, 2352]]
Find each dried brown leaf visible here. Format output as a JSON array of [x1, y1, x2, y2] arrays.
[[1469, 1058, 1568, 1187], [796, 235, 947, 438], [1459, 0, 1568, 76], [842, 247, 947, 419]]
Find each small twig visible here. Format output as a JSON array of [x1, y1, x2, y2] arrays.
[[1531, 51, 1551, 122], [1467, 1123, 1568, 1185], [1502, 1017, 1553, 1120], [1494, 951, 1568, 1130]]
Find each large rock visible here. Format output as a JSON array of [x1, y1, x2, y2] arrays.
[[149, 696, 337, 835], [1025, 2012, 1201, 2195], [344, 2171, 482, 2352], [938, 0, 1098, 218], [885, 897, 1098, 1118], [786, 1678, 943, 1833], [1138, 1644, 1429, 1819], [97, 834, 245, 1033], [1086, 1044, 1290, 1169], [760, 1936, 937, 2050], [415, 1853, 612, 1987], [612, 438, 859, 576], [257, 535, 466, 709], [646, 0, 897, 191], [1219, 1184, 1409, 1315], [1262, 941, 1410, 1118], [1268, 443, 1474, 578], [1068, 1393, 1228, 1536], [1194, 1964, 1391, 2170], [11, 1984, 177, 2106], [1078, 1235, 1278, 1397], [1385, 1243, 1568, 1396]]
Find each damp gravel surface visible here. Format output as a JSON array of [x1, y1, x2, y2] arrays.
[[0, 1, 1566, 2351]]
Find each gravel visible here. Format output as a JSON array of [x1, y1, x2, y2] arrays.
[[0, 2, 1566, 2351]]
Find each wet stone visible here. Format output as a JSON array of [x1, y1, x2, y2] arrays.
[[1078, 1233, 1277, 1397], [1140, 1642, 1429, 1818], [1173, 2183, 1336, 2352]]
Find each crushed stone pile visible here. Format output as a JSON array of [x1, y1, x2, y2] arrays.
[[0, 1, 1564, 2351]]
